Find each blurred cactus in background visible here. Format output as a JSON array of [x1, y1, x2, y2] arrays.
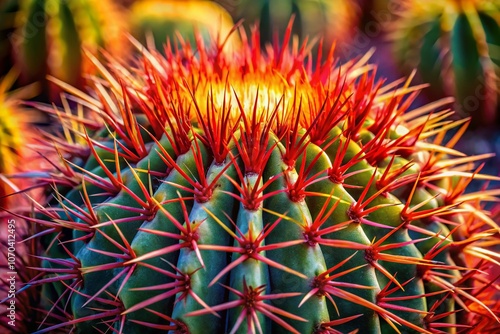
[[4, 0, 128, 101], [129, 0, 239, 52], [391, 0, 500, 128], [216, 0, 359, 54]]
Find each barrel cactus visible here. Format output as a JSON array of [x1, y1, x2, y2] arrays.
[[391, 0, 500, 127], [14, 24, 500, 333], [9, 0, 127, 100]]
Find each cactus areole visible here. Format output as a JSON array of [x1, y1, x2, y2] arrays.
[[23, 23, 500, 334]]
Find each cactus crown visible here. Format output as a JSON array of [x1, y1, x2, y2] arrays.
[[12, 23, 500, 333]]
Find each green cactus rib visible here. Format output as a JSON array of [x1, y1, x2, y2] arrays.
[[30, 122, 493, 333], [19, 26, 500, 334]]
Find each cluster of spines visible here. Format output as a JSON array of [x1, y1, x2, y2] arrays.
[[7, 24, 500, 333]]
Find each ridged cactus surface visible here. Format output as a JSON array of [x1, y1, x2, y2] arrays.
[[392, 0, 500, 127], [19, 26, 500, 333]]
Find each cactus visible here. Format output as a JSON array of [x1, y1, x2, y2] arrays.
[[8, 0, 127, 100], [216, 0, 359, 54], [129, 0, 239, 53], [391, 0, 500, 127], [11, 23, 500, 333]]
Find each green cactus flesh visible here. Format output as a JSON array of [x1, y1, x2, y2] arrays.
[[24, 28, 500, 334]]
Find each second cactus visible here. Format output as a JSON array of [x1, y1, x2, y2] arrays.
[[392, 0, 500, 127]]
